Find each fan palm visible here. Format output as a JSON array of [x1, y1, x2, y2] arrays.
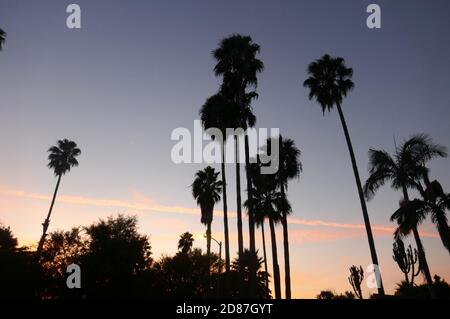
[[178, 232, 194, 254], [265, 136, 301, 298], [192, 166, 223, 259], [213, 34, 264, 260], [304, 54, 384, 296], [0, 28, 6, 51], [248, 160, 290, 299], [364, 134, 447, 298], [200, 93, 239, 271], [36, 139, 81, 258]]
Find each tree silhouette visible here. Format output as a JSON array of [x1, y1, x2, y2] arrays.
[[213, 34, 264, 262], [414, 175, 450, 254], [0, 28, 5, 51], [178, 232, 194, 254], [192, 166, 222, 260], [36, 139, 81, 258], [364, 133, 446, 298], [158, 248, 219, 298], [304, 54, 385, 296], [39, 227, 87, 298], [0, 225, 17, 250], [246, 189, 269, 289], [247, 158, 290, 299], [317, 290, 355, 299], [200, 93, 240, 272], [395, 275, 450, 299], [0, 225, 40, 298], [348, 265, 364, 299], [81, 215, 152, 298], [266, 136, 302, 299], [225, 249, 270, 299], [392, 239, 420, 285]]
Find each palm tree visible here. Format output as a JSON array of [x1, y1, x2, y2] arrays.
[[36, 139, 81, 258], [251, 199, 269, 290], [200, 93, 239, 272], [267, 136, 301, 299], [192, 166, 223, 260], [364, 134, 447, 298], [213, 34, 264, 259], [178, 232, 194, 254], [0, 28, 6, 51], [245, 161, 269, 289], [248, 160, 290, 299], [230, 249, 271, 299], [304, 54, 385, 296], [415, 174, 450, 254]]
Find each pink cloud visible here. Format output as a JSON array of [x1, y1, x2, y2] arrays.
[[0, 186, 439, 241]]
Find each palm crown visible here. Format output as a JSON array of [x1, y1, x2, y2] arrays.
[[0, 28, 5, 51], [200, 92, 240, 137], [303, 54, 354, 113], [47, 139, 81, 176], [246, 159, 292, 224], [265, 137, 302, 188], [364, 134, 447, 200], [213, 34, 264, 89], [192, 166, 223, 225]]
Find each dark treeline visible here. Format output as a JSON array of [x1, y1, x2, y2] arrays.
[[0, 215, 270, 299]]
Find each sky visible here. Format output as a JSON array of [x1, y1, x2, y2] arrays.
[[0, 0, 450, 298]]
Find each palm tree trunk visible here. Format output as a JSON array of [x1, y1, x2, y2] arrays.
[[221, 143, 231, 272], [206, 222, 212, 257], [279, 135, 292, 299], [245, 136, 256, 253], [261, 222, 269, 288], [402, 187, 436, 298], [280, 184, 292, 299], [269, 216, 281, 299], [235, 135, 244, 257], [36, 174, 62, 258], [335, 102, 385, 296], [245, 135, 257, 295]]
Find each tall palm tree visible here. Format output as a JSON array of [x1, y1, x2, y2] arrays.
[[213, 34, 264, 259], [0, 28, 6, 51], [192, 166, 223, 259], [200, 93, 239, 272], [274, 136, 301, 299], [304, 54, 385, 296], [364, 134, 447, 298], [248, 160, 289, 299], [36, 139, 81, 258]]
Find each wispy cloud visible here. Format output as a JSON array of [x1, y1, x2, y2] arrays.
[[0, 186, 438, 239]]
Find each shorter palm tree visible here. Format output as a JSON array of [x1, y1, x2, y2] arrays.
[[36, 139, 81, 258], [364, 134, 446, 298], [414, 174, 450, 254], [248, 159, 291, 299], [192, 166, 222, 259], [178, 232, 194, 254], [266, 136, 302, 299]]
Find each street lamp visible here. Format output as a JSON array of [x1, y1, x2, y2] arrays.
[[204, 233, 222, 298]]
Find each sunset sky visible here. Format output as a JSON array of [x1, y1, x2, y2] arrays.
[[0, 0, 449, 298]]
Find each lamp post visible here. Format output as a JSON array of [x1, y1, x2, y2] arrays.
[[205, 233, 222, 298]]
